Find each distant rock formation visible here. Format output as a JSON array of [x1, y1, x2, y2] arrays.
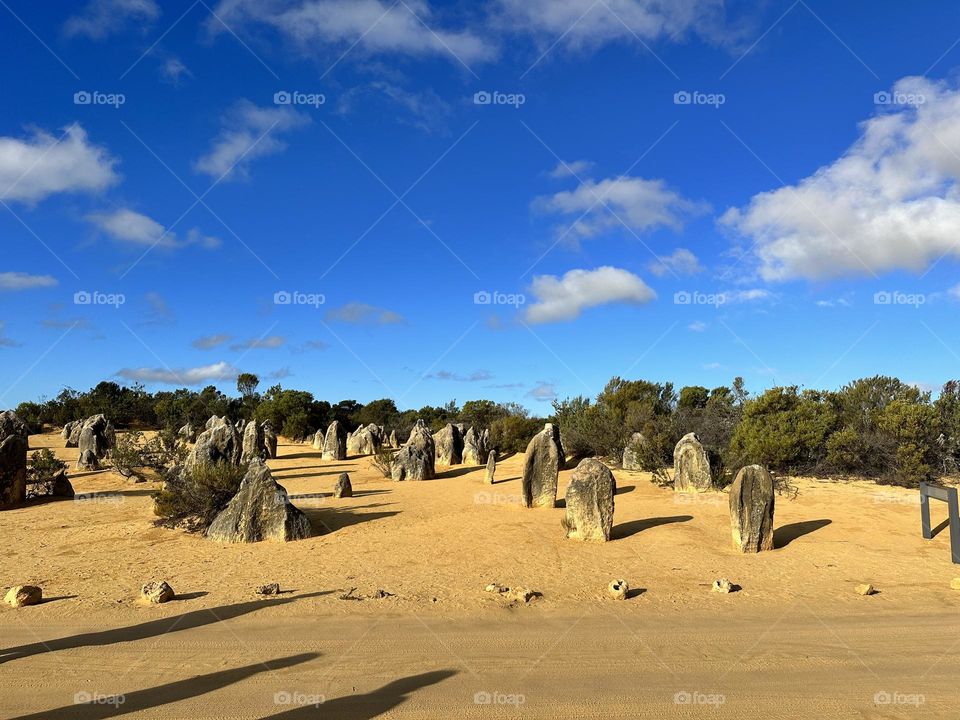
[[434, 423, 464, 466], [0, 411, 28, 509], [391, 420, 435, 481], [673, 432, 711, 492]]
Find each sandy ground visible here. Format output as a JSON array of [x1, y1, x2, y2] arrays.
[[1, 431, 960, 718]]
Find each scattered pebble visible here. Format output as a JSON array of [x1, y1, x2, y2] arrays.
[[950, 578, 960, 591], [485, 583, 509, 594], [712, 578, 734, 594], [855, 584, 876, 596], [4, 585, 42, 608], [608, 579, 629, 600], [141, 581, 175, 604], [509, 587, 539, 603], [372, 589, 394, 599], [256, 583, 280, 596]]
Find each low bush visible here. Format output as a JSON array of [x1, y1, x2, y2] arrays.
[[153, 461, 249, 532]]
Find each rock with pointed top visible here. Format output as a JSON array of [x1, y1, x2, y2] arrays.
[[563, 458, 616, 542], [622, 432, 646, 471], [185, 417, 242, 472], [206, 459, 311, 543], [729, 464, 775, 553], [0, 411, 28, 508], [391, 420, 435, 481], [261, 422, 278, 459], [462, 427, 488, 465], [485, 450, 496, 484], [673, 432, 712, 492], [333, 472, 352, 498], [322, 421, 347, 461], [434, 423, 464, 466], [388, 430, 399, 448], [522, 423, 564, 508], [242, 421, 265, 463], [177, 423, 197, 443]]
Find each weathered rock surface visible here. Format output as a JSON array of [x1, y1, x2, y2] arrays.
[[348, 427, 379, 456], [76, 449, 100, 471], [485, 450, 496, 484], [712, 578, 733, 594], [312, 429, 324, 450], [4, 584, 42, 607], [322, 421, 347, 461], [729, 464, 775, 553], [522, 423, 564, 508], [333, 472, 353, 498], [0, 411, 29, 508], [434, 423, 464, 466], [206, 459, 311, 543], [141, 581, 175, 604], [855, 583, 877, 596], [622, 432, 646, 471], [388, 430, 399, 448], [177, 423, 196, 443], [261, 422, 278, 459], [608, 579, 629, 600], [563, 458, 616, 541], [462, 427, 488, 465], [256, 583, 280, 596], [673, 432, 712, 492], [185, 417, 242, 472], [241, 421, 265, 463], [391, 420, 435, 481]]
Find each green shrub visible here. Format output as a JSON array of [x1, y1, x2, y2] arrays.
[[112, 430, 149, 480], [489, 415, 543, 454], [26, 448, 68, 497], [370, 445, 396, 478], [153, 461, 249, 532]]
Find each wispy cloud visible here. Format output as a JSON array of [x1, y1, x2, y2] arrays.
[[192, 333, 232, 350], [86, 208, 221, 250], [0, 272, 58, 291], [427, 369, 493, 382], [526, 381, 557, 402], [116, 360, 238, 386], [230, 336, 286, 351], [64, 0, 160, 39], [325, 302, 406, 325]]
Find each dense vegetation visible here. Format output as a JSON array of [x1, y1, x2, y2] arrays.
[[14, 374, 960, 487]]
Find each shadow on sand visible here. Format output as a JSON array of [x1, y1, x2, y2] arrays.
[[612, 515, 693, 540], [261, 670, 457, 719], [299, 503, 400, 534], [774, 519, 832, 548], [8, 653, 321, 720], [0, 591, 331, 665]]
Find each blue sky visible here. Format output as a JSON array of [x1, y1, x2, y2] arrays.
[[2, 0, 960, 411]]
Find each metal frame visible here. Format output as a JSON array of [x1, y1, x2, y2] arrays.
[[920, 482, 960, 564]]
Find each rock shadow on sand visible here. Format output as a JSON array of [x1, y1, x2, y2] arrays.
[[612, 515, 693, 540], [774, 519, 832, 548]]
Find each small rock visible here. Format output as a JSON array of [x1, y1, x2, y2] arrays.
[[256, 583, 280, 596], [372, 589, 394, 599], [485, 583, 508, 594], [855, 584, 876, 596], [141, 581, 175, 604], [712, 578, 733, 594], [333, 472, 352, 498], [510, 587, 539, 603], [950, 578, 960, 591], [608, 579, 629, 600], [4, 585, 42, 607]]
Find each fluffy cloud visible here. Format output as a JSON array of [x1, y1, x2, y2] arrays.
[[724, 76, 960, 281], [86, 209, 220, 249], [64, 0, 160, 39], [526, 382, 557, 401], [0, 272, 58, 291], [209, 0, 495, 64], [535, 175, 705, 240], [498, 0, 728, 50], [194, 100, 309, 181], [525, 266, 656, 324], [116, 361, 239, 386], [325, 302, 406, 325], [0, 125, 117, 203], [193, 334, 232, 350], [648, 248, 703, 277], [549, 159, 594, 179]]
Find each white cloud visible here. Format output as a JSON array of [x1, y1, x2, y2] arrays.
[[535, 175, 705, 241], [0, 125, 118, 203], [0, 272, 58, 291], [548, 160, 594, 179], [86, 208, 220, 249], [649, 248, 703, 277], [194, 100, 309, 181], [325, 302, 406, 325], [525, 266, 656, 324], [688, 321, 707, 332], [209, 0, 495, 64], [117, 361, 239, 386], [724, 76, 960, 281], [720, 288, 772, 304], [526, 382, 557, 402], [64, 0, 160, 39], [428, 369, 493, 382], [230, 336, 287, 351], [336, 82, 452, 134], [497, 0, 728, 50], [160, 57, 192, 85], [193, 334, 232, 350]]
